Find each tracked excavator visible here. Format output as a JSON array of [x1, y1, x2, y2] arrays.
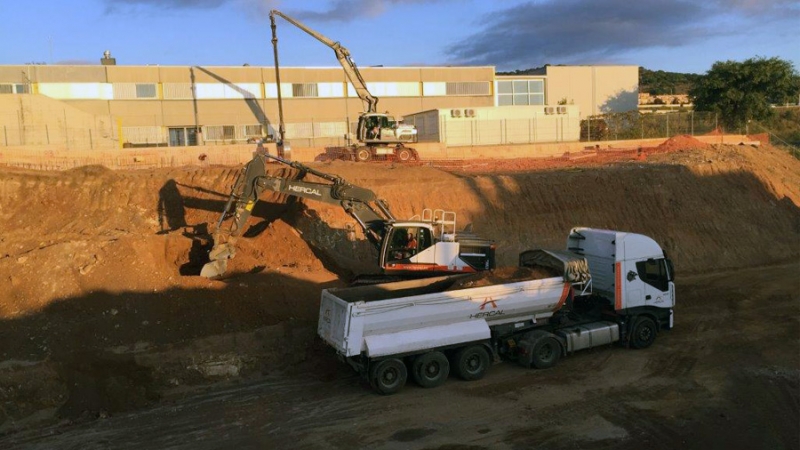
[[269, 10, 419, 162], [200, 151, 495, 279]]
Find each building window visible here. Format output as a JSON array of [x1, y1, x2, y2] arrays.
[[204, 125, 237, 142], [135, 84, 157, 98], [242, 124, 264, 140], [163, 83, 193, 99], [0, 84, 29, 94], [497, 79, 545, 106], [292, 83, 318, 98], [446, 82, 490, 96], [168, 127, 198, 147], [43, 82, 114, 99], [114, 83, 157, 100]]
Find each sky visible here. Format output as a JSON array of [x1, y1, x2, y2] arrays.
[[1, 0, 798, 74]]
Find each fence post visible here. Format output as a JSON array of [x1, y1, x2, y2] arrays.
[[3, 125, 6, 146], [46, 124, 50, 144], [64, 109, 69, 150], [691, 111, 694, 135], [641, 115, 644, 139], [666, 113, 670, 138], [18, 110, 24, 145], [588, 116, 591, 141], [90, 129, 93, 150], [528, 118, 532, 143]]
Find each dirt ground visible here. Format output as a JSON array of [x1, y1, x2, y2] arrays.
[[0, 136, 798, 449]]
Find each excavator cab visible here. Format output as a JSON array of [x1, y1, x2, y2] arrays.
[[386, 226, 434, 262], [379, 215, 494, 275], [357, 113, 416, 145]]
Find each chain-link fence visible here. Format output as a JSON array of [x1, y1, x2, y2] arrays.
[[580, 111, 722, 142]]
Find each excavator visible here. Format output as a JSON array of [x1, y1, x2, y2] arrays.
[[200, 150, 495, 279], [269, 10, 419, 163]]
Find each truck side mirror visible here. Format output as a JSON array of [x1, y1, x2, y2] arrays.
[[627, 271, 638, 282]]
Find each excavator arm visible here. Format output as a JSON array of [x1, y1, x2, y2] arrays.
[[270, 10, 378, 113], [201, 151, 395, 278]]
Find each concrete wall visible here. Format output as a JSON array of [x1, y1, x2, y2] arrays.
[[546, 66, 639, 117], [404, 105, 581, 145]]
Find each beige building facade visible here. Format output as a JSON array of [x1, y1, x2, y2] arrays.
[[543, 65, 639, 116], [0, 64, 637, 148]]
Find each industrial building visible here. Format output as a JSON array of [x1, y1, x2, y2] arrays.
[[0, 62, 637, 149]]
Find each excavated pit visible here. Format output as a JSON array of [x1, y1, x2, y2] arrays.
[[0, 136, 798, 433]]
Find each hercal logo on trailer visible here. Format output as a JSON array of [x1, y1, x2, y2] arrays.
[[479, 298, 498, 310], [288, 185, 322, 196], [471, 297, 503, 319]]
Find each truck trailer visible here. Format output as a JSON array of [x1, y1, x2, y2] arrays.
[[317, 228, 675, 394]]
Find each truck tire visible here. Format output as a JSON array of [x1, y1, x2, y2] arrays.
[[630, 317, 657, 349], [396, 147, 413, 162], [369, 358, 407, 395], [531, 337, 561, 369], [412, 351, 449, 388], [452, 345, 490, 381], [355, 148, 372, 162]]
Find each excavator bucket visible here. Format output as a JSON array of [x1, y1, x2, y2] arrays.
[[200, 242, 236, 278], [200, 259, 228, 279]]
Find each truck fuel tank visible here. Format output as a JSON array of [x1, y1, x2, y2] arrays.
[[556, 321, 619, 352]]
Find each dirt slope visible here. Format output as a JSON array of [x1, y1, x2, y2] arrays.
[[0, 139, 798, 432]]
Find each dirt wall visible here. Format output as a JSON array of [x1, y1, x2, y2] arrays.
[[0, 139, 797, 431]]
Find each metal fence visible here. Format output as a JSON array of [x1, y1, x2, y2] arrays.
[[440, 116, 581, 146], [580, 111, 722, 142], [1, 109, 790, 151]]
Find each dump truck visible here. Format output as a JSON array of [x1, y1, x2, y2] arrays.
[[318, 227, 675, 394]]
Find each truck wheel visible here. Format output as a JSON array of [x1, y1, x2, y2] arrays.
[[412, 351, 449, 388], [631, 317, 657, 349], [355, 148, 372, 162], [369, 358, 407, 395], [531, 337, 561, 369], [452, 345, 490, 381], [396, 147, 413, 162]]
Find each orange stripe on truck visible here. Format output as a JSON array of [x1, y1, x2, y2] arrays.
[[615, 262, 622, 310], [556, 282, 571, 310]]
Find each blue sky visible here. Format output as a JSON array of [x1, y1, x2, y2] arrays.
[[1, 0, 798, 74]]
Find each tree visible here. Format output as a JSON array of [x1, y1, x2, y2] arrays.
[[639, 67, 701, 95], [690, 57, 800, 129]]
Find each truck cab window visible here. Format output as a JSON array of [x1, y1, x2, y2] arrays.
[[636, 258, 669, 291]]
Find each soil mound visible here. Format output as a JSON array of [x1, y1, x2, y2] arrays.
[[448, 266, 560, 290], [657, 134, 711, 152]]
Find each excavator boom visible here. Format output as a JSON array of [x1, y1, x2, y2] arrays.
[[270, 10, 378, 113], [201, 151, 394, 278]]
